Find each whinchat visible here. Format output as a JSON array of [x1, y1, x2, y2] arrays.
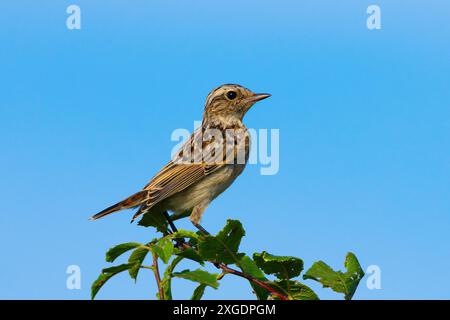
[[90, 84, 271, 233]]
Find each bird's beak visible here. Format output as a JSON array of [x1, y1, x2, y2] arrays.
[[245, 93, 271, 104]]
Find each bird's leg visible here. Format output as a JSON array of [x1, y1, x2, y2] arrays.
[[189, 202, 211, 235], [191, 222, 210, 235], [163, 211, 185, 248], [163, 211, 178, 233]]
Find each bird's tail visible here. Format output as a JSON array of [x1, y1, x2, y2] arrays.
[[90, 190, 148, 220]]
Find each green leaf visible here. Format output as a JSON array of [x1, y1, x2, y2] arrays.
[[171, 229, 200, 246], [171, 230, 200, 240], [175, 247, 204, 264], [105, 242, 141, 263], [152, 237, 174, 264], [191, 284, 207, 300], [137, 211, 169, 234], [198, 219, 245, 264], [161, 256, 184, 300], [91, 263, 132, 299], [253, 251, 303, 279], [128, 246, 150, 281], [303, 252, 365, 300], [269, 280, 319, 300], [173, 269, 219, 289], [238, 255, 269, 300]]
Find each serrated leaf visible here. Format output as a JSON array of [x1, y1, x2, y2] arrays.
[[91, 263, 132, 299], [171, 229, 200, 246], [128, 246, 150, 281], [303, 252, 364, 300], [198, 219, 245, 264], [175, 247, 204, 264], [161, 256, 184, 300], [101, 264, 132, 273], [238, 255, 269, 300], [171, 230, 200, 240], [253, 251, 303, 279], [173, 269, 219, 289], [105, 242, 141, 263], [152, 237, 174, 264], [269, 280, 319, 300], [137, 211, 169, 234], [191, 284, 207, 300]]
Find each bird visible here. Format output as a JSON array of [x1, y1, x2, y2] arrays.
[[90, 84, 271, 234]]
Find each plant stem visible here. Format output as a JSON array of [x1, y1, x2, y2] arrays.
[[176, 242, 289, 300], [152, 252, 164, 300], [215, 263, 289, 300]]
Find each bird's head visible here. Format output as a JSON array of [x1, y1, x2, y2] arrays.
[[202, 84, 271, 127]]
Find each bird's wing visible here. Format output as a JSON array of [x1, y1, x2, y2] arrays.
[[134, 128, 225, 218], [133, 126, 250, 220], [91, 126, 249, 221], [143, 162, 218, 204]]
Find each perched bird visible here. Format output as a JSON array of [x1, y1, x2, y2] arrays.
[[90, 84, 271, 233]]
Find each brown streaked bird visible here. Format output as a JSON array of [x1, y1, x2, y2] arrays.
[[90, 84, 271, 233]]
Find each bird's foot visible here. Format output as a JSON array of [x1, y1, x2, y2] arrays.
[[174, 238, 187, 249]]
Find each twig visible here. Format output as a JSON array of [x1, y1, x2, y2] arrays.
[[215, 263, 289, 300], [175, 241, 289, 300], [151, 252, 164, 300]]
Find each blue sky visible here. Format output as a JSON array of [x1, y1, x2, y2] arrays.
[[0, 0, 449, 299]]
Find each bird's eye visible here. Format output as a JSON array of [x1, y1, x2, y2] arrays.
[[226, 91, 237, 100]]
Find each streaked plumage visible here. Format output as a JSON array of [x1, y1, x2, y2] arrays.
[[90, 84, 270, 230]]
